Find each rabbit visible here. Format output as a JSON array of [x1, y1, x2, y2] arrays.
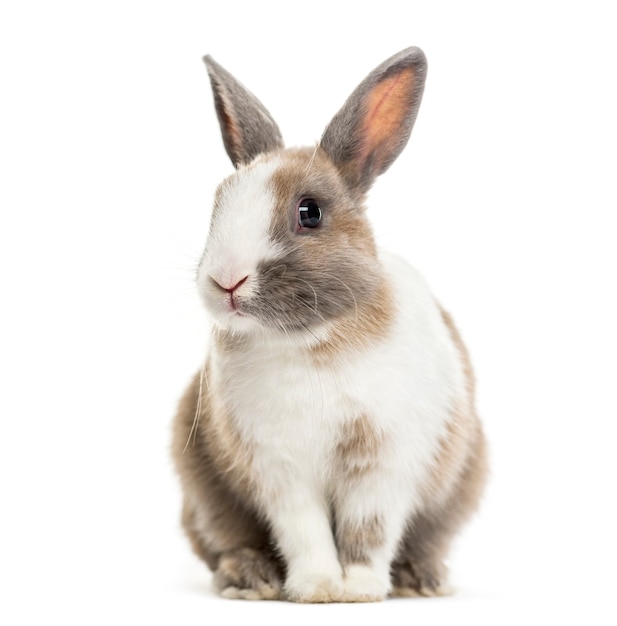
[[171, 47, 487, 603]]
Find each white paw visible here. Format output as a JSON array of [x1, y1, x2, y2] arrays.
[[284, 572, 344, 603], [341, 564, 389, 603]]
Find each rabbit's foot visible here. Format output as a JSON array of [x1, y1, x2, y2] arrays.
[[340, 564, 388, 602], [390, 558, 452, 598], [284, 570, 344, 603], [214, 547, 283, 601]]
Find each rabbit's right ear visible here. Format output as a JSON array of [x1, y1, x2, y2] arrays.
[[203, 56, 284, 168]]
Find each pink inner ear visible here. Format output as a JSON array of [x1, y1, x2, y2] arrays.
[[217, 89, 244, 163], [360, 68, 416, 170]]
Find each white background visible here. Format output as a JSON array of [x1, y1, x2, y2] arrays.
[[1, 1, 616, 624]]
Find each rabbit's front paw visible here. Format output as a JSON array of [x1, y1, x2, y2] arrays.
[[341, 564, 388, 603], [284, 571, 344, 603]]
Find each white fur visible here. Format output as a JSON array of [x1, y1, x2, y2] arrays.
[[197, 156, 284, 332], [342, 564, 389, 602], [207, 249, 467, 601]]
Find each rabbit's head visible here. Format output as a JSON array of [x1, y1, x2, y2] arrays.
[[197, 49, 427, 335]]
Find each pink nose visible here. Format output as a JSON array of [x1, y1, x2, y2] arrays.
[[211, 275, 249, 294]]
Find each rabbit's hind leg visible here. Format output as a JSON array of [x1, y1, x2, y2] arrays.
[[391, 425, 487, 598], [214, 546, 284, 600], [182, 499, 284, 600]]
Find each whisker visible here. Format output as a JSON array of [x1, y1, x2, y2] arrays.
[[294, 276, 319, 313], [183, 357, 208, 453], [300, 321, 322, 345], [319, 272, 360, 322], [301, 142, 321, 183]]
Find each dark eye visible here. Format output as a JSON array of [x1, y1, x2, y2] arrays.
[[298, 198, 322, 229]]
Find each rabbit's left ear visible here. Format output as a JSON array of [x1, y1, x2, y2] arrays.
[[204, 56, 284, 168], [320, 47, 427, 194]]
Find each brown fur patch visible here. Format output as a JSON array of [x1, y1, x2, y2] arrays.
[[421, 402, 475, 505], [420, 306, 482, 505], [335, 414, 384, 478], [269, 146, 375, 253], [333, 417, 387, 567], [440, 306, 475, 397], [309, 281, 395, 364], [337, 515, 386, 566]]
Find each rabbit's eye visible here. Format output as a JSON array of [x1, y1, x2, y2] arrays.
[[298, 198, 322, 229]]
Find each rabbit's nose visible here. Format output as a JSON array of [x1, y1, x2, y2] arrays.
[[210, 274, 249, 294]]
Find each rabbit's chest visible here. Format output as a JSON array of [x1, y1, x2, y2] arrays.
[[221, 353, 354, 439]]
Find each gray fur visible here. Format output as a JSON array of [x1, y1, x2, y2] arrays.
[[203, 56, 284, 167]]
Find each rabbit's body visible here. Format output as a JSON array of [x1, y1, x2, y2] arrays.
[[172, 48, 487, 603]]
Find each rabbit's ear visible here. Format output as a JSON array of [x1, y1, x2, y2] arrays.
[[204, 56, 284, 168], [320, 47, 427, 194]]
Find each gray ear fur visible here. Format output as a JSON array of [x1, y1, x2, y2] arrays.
[[319, 47, 427, 194], [203, 56, 284, 168]]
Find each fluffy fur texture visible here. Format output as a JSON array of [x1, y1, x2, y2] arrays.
[[172, 47, 487, 603]]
